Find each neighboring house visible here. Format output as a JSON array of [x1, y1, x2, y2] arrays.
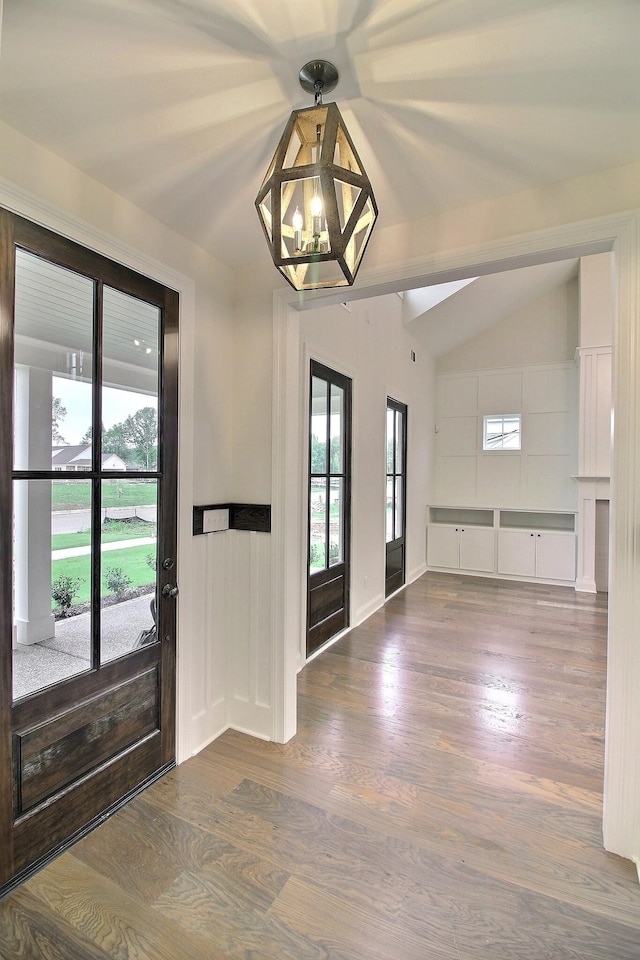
[[52, 444, 127, 472]]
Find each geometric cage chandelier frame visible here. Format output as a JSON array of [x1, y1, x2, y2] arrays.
[[255, 60, 378, 291]]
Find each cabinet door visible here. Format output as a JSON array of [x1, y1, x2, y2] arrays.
[[427, 525, 459, 568], [459, 527, 495, 573], [535, 532, 576, 581], [497, 529, 536, 577]]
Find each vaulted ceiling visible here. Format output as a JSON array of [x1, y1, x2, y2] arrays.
[[1, 0, 638, 280]]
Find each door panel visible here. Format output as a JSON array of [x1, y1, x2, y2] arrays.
[[307, 362, 351, 657], [14, 668, 158, 816], [385, 398, 407, 597], [309, 571, 345, 624], [0, 210, 178, 891]]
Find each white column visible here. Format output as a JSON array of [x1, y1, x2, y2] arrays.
[[574, 252, 613, 593], [14, 365, 56, 645], [575, 477, 610, 593], [577, 346, 612, 479], [574, 346, 612, 592]]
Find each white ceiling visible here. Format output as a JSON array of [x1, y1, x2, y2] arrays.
[[1, 0, 639, 278]]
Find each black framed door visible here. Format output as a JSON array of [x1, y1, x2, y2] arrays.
[[0, 211, 179, 891], [307, 361, 352, 657], [385, 397, 407, 597]]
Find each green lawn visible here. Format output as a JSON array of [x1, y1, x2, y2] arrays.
[[52, 521, 157, 551], [52, 544, 156, 609], [52, 479, 157, 512]]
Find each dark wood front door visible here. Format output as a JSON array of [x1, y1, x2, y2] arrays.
[[385, 397, 407, 597], [307, 361, 352, 657], [0, 211, 179, 892]]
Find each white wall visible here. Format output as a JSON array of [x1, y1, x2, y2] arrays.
[[432, 278, 579, 511], [437, 280, 578, 373], [298, 294, 435, 634], [0, 119, 236, 760], [434, 362, 578, 511]]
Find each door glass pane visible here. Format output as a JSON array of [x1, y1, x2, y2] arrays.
[[13, 478, 92, 700], [310, 376, 327, 474], [330, 384, 343, 473], [386, 408, 394, 473], [100, 478, 158, 663], [310, 478, 327, 570], [386, 477, 394, 543], [102, 287, 160, 471], [395, 482, 403, 540], [14, 249, 94, 471], [329, 478, 343, 565], [395, 410, 403, 474]]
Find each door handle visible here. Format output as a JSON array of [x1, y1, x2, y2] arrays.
[[162, 584, 179, 598]]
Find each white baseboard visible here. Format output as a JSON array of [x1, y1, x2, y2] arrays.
[[407, 561, 428, 584], [184, 721, 230, 763], [353, 593, 384, 626], [575, 577, 597, 593]]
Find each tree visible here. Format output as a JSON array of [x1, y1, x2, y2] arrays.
[[122, 407, 157, 470], [52, 397, 67, 444], [310, 435, 342, 473], [102, 422, 129, 462]]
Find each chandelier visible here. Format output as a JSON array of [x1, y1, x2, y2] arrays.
[[255, 60, 378, 291]]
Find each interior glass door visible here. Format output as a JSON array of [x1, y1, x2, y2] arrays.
[[307, 361, 352, 656], [385, 397, 407, 597]]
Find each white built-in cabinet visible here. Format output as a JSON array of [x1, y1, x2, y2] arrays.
[[427, 506, 576, 584], [427, 508, 495, 572], [497, 511, 576, 581]]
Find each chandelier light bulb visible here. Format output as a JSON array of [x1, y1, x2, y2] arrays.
[[311, 194, 323, 236], [292, 206, 303, 251]]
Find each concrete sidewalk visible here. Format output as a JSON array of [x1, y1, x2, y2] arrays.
[[52, 536, 156, 560], [12, 592, 156, 700]]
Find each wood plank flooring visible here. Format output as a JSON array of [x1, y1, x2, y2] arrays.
[[2, 571, 639, 959]]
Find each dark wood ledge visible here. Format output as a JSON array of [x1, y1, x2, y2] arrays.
[[192, 503, 271, 535]]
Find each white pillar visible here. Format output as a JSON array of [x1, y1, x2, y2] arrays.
[[14, 365, 56, 645], [574, 253, 613, 593], [575, 476, 610, 593]]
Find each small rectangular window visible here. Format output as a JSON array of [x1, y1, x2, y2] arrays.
[[483, 414, 521, 450]]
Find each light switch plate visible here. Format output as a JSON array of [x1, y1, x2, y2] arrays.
[[202, 508, 229, 533]]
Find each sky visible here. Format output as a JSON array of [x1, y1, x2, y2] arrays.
[[53, 376, 157, 445]]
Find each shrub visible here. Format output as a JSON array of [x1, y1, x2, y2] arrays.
[[145, 553, 156, 571], [104, 565, 132, 597], [310, 543, 325, 566], [52, 574, 83, 615]]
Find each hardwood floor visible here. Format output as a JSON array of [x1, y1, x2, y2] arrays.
[[2, 572, 639, 959]]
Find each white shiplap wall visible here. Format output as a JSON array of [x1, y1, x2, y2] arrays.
[[434, 362, 579, 511]]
